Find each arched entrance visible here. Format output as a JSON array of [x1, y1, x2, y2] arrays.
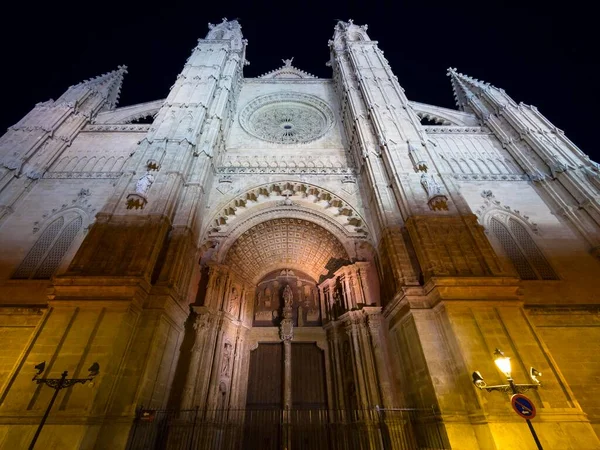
[[159, 170, 422, 449], [188, 215, 387, 449]]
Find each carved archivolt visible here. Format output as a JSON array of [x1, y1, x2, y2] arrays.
[[239, 92, 334, 145], [207, 181, 368, 238], [223, 218, 349, 283]]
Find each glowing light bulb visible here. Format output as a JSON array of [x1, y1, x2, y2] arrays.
[[494, 348, 512, 378]]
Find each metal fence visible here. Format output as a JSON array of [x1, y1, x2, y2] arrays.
[[126, 407, 450, 449]]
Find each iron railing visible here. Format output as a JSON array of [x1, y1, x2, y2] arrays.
[[126, 407, 450, 449]]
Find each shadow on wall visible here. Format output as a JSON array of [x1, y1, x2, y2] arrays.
[[318, 257, 352, 284], [167, 308, 199, 410]]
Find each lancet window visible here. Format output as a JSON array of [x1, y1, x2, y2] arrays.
[[489, 216, 558, 280], [13, 215, 83, 279]]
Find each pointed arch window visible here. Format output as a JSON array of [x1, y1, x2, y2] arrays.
[[13, 215, 83, 279], [489, 217, 558, 280]]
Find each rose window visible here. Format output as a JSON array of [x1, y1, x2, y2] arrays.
[[239, 92, 334, 144]]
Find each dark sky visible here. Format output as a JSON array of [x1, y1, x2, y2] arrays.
[[1, 0, 597, 160]]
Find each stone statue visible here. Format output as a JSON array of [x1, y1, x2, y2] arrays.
[[297, 305, 304, 327], [420, 173, 442, 199], [227, 288, 238, 314], [420, 173, 448, 210], [283, 284, 293, 308], [135, 172, 155, 196], [282, 57, 294, 67], [221, 343, 232, 377]]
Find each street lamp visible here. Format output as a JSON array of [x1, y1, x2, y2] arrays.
[[29, 361, 100, 450], [472, 348, 543, 450]]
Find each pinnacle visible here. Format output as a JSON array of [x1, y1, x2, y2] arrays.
[[446, 67, 494, 111], [81, 65, 128, 111]]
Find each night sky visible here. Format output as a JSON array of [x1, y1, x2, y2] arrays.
[[1, 0, 597, 160]]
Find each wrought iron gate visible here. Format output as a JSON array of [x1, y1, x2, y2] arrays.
[[126, 407, 450, 449]]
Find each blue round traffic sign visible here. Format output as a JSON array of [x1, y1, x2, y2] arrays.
[[511, 394, 536, 419]]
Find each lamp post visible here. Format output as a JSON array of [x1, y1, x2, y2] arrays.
[[472, 348, 543, 450], [29, 361, 100, 450]]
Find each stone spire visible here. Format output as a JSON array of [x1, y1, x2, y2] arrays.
[[447, 68, 600, 255], [446, 67, 499, 112], [63, 65, 128, 111]]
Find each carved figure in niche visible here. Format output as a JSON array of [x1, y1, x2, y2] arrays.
[[272, 310, 279, 320], [256, 290, 262, 307], [221, 342, 232, 377], [264, 287, 272, 307], [228, 287, 238, 314], [283, 284, 293, 308], [135, 172, 155, 196], [271, 282, 279, 305], [333, 287, 343, 316], [297, 306, 304, 327], [343, 340, 352, 372], [303, 286, 311, 308]]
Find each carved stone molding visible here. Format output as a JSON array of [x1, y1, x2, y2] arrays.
[[424, 126, 490, 134], [83, 124, 151, 132], [452, 173, 529, 182], [243, 79, 333, 85], [216, 166, 354, 175], [0, 307, 44, 315], [216, 153, 355, 175], [44, 171, 123, 179]]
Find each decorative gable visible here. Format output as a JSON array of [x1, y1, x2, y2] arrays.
[[258, 57, 317, 79]]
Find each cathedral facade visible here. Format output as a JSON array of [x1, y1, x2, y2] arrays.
[[0, 18, 599, 449]]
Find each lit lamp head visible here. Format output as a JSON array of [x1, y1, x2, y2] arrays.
[[493, 348, 512, 378]]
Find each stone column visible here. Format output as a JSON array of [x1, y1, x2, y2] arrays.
[[343, 314, 370, 409], [325, 321, 346, 411]]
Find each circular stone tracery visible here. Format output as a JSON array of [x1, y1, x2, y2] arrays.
[[239, 92, 334, 145]]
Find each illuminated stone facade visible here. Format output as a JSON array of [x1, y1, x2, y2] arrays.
[[0, 18, 599, 449]]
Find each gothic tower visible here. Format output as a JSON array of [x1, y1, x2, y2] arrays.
[[0, 19, 598, 449]]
